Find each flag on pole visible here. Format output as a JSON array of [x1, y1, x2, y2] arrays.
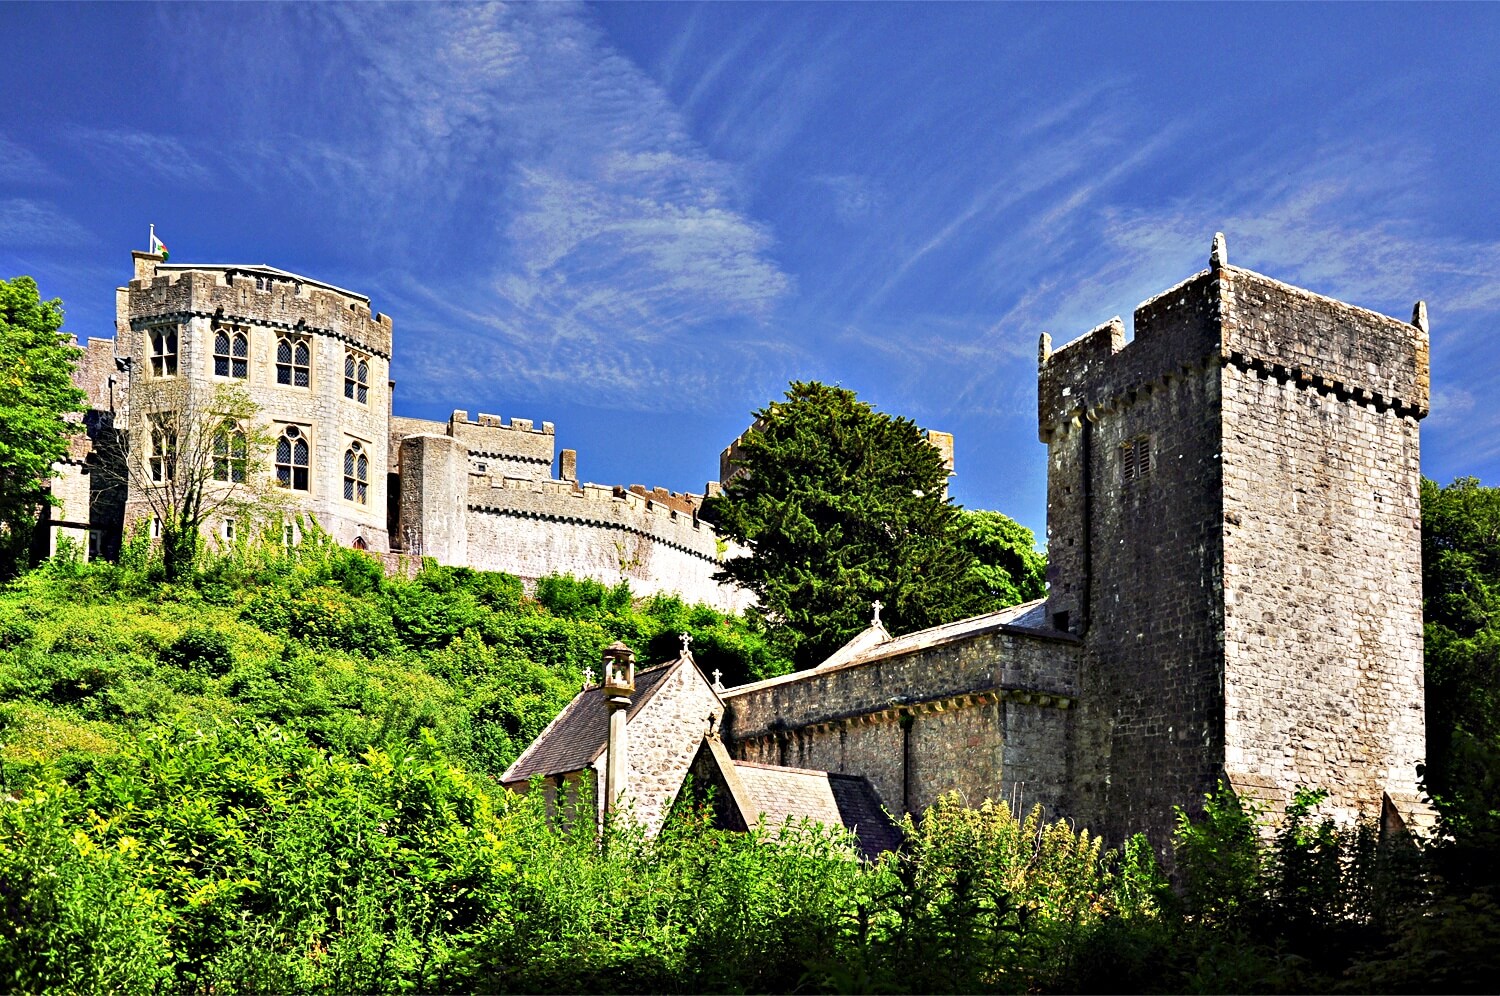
[[149, 224, 169, 261]]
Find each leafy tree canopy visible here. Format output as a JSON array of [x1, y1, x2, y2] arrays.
[[703, 381, 1041, 669], [954, 508, 1047, 609], [0, 276, 86, 574], [1421, 476, 1500, 852]]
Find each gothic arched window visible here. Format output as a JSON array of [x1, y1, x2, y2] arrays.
[[275, 425, 310, 491], [150, 327, 178, 377], [149, 415, 176, 482], [213, 425, 247, 483], [214, 328, 249, 379], [344, 351, 369, 404], [276, 335, 311, 387], [343, 440, 368, 504]]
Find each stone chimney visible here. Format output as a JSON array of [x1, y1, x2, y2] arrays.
[[558, 448, 578, 482], [600, 641, 636, 815]]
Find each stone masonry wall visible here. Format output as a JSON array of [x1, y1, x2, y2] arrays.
[[593, 660, 723, 834], [119, 258, 392, 551], [1217, 267, 1428, 821], [1039, 255, 1430, 846], [1042, 268, 1231, 848], [465, 476, 751, 613], [725, 629, 1078, 818]]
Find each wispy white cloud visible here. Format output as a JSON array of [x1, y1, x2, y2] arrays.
[[156, 3, 799, 409], [812, 173, 884, 224], [0, 135, 52, 183], [0, 199, 94, 247], [67, 127, 214, 184]]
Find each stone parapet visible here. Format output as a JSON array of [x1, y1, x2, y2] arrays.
[[123, 263, 391, 357], [725, 628, 1078, 739]]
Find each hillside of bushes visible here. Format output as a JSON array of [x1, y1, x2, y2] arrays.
[[1, 523, 1497, 992]]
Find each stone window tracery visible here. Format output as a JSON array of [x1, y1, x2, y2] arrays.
[[343, 440, 369, 504], [344, 351, 369, 404], [149, 327, 178, 377], [149, 415, 177, 482], [275, 425, 310, 491], [214, 328, 248, 379], [276, 335, 311, 387], [212, 424, 248, 483]]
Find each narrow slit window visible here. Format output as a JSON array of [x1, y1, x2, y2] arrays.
[[149, 416, 176, 482], [1121, 435, 1153, 486]]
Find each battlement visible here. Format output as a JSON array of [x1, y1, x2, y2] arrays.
[[1039, 237, 1429, 439], [121, 258, 392, 356], [468, 474, 734, 566]]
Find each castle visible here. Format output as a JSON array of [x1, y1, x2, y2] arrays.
[[504, 235, 1433, 851], [45, 250, 750, 613]]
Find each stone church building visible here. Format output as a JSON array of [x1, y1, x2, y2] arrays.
[[505, 235, 1434, 851]]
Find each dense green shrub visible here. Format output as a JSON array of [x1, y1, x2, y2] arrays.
[[1, 521, 1497, 992]]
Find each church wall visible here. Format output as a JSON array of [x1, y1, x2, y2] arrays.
[[614, 661, 724, 833], [725, 629, 1077, 818]]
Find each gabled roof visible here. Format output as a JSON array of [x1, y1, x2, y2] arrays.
[[734, 761, 903, 859], [723, 597, 1063, 697], [692, 737, 903, 860], [502, 655, 689, 783]]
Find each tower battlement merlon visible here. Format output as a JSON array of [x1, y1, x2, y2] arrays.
[[1039, 235, 1432, 438], [1212, 263, 1429, 418], [120, 261, 393, 356], [444, 409, 557, 468]]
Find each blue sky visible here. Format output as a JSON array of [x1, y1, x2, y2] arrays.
[[3, 2, 1498, 539]]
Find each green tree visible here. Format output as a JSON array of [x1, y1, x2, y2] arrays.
[[703, 381, 974, 668], [0, 277, 87, 577], [105, 380, 284, 581], [953, 508, 1046, 612], [1421, 476, 1500, 859]]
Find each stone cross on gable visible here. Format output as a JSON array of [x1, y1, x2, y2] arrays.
[[871, 600, 884, 626], [583, 667, 595, 690], [680, 632, 693, 655], [712, 668, 724, 690]]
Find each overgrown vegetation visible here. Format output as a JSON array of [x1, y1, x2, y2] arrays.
[[0, 513, 1495, 992], [0, 275, 87, 577]]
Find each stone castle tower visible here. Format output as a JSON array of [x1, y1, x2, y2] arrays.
[[115, 251, 394, 552], [1039, 234, 1429, 836]]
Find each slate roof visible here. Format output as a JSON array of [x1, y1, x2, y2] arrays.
[[723, 597, 1064, 698], [501, 657, 686, 783], [732, 760, 904, 860]]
